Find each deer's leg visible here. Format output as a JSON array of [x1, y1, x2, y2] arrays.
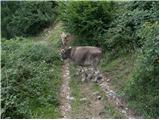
[[81, 67, 88, 82], [92, 60, 101, 82], [76, 66, 82, 76]]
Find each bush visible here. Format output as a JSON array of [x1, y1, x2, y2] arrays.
[[1, 1, 57, 38], [102, 1, 158, 57], [59, 1, 116, 45], [124, 22, 159, 118], [1, 38, 62, 118]]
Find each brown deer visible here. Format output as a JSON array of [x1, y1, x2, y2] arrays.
[[60, 46, 102, 82]]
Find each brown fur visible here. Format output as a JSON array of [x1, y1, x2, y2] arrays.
[[61, 46, 102, 68]]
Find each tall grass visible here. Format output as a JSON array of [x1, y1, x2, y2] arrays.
[[1, 37, 62, 118]]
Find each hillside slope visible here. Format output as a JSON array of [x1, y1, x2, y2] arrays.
[[1, 22, 63, 119]]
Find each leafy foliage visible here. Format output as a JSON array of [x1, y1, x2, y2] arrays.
[[1, 1, 57, 38], [58, 1, 116, 43], [1, 38, 62, 118], [124, 22, 159, 118], [103, 1, 158, 57]]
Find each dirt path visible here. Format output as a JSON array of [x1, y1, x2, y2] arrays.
[[59, 63, 143, 118], [67, 65, 143, 119], [68, 66, 121, 119], [80, 83, 105, 119], [59, 62, 71, 118], [69, 82, 107, 119]]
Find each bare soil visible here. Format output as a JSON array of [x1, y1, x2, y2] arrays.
[[70, 82, 108, 119]]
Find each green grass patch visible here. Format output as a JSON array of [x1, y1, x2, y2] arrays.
[[69, 65, 84, 117], [100, 53, 137, 91], [105, 105, 122, 119], [1, 23, 63, 118]]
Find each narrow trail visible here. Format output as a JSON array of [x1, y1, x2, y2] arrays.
[[70, 82, 107, 119], [59, 63, 142, 119], [80, 83, 105, 119], [59, 62, 71, 118], [67, 66, 143, 119]]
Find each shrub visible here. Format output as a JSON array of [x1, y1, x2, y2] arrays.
[[124, 22, 159, 118], [102, 1, 158, 57], [58, 1, 116, 45], [1, 38, 62, 118], [1, 1, 57, 38]]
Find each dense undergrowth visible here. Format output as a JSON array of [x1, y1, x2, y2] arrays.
[[1, 1, 62, 118], [1, 38, 62, 118], [124, 22, 159, 118], [1, 1, 57, 39]]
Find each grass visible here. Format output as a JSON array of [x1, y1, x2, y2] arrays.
[[69, 64, 84, 118], [31, 21, 67, 118], [99, 52, 150, 118], [29, 22, 63, 118], [29, 98, 60, 119], [1, 22, 63, 119], [100, 53, 137, 91]]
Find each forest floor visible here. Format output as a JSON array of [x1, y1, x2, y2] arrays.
[[41, 22, 143, 119]]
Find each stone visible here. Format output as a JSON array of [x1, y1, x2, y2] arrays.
[[116, 101, 123, 108], [75, 72, 79, 76], [93, 91, 99, 96], [97, 95, 101, 100], [95, 75, 103, 83], [81, 77, 85, 82], [104, 87, 108, 91], [97, 75, 103, 80], [87, 73, 94, 80], [99, 111, 105, 116], [66, 71, 69, 75], [107, 79, 110, 82], [108, 90, 116, 97], [95, 71, 100, 75], [67, 96, 74, 100], [121, 110, 127, 114], [80, 97, 87, 101]]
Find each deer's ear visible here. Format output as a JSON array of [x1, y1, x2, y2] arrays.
[[65, 35, 70, 40], [68, 46, 72, 51], [67, 46, 72, 53]]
